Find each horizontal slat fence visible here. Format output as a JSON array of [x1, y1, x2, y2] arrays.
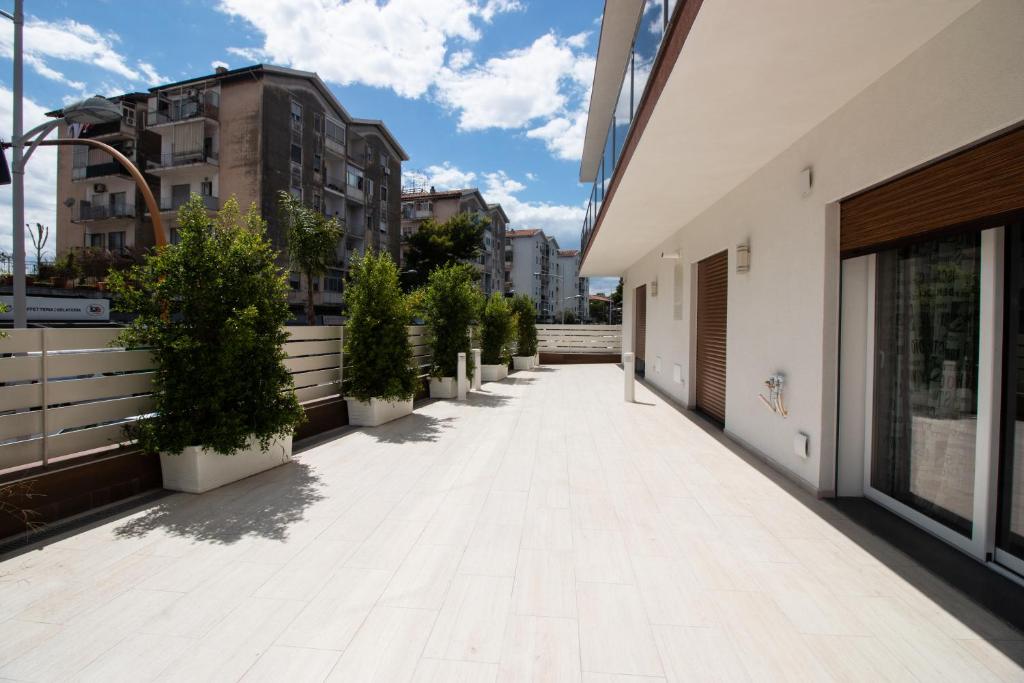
[[536, 325, 622, 354], [1, 325, 432, 476]]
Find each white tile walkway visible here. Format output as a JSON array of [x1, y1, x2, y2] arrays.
[[1, 364, 1022, 682]]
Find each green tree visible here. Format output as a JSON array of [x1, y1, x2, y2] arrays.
[[479, 292, 515, 365], [108, 195, 304, 456], [511, 294, 538, 357], [422, 263, 483, 379], [403, 212, 486, 289], [344, 249, 419, 402], [279, 191, 343, 325], [589, 294, 608, 322]]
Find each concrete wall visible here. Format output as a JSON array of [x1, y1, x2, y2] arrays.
[[619, 0, 1024, 493]]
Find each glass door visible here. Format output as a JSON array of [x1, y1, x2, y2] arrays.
[[998, 225, 1024, 576], [870, 231, 982, 539]]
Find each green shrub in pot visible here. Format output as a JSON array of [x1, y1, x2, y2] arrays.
[[511, 293, 538, 361], [108, 195, 304, 469], [479, 293, 515, 381], [422, 263, 483, 396]]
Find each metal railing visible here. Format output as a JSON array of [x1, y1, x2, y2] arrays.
[[148, 150, 219, 169], [71, 162, 130, 181], [160, 194, 218, 212], [150, 100, 219, 125], [74, 202, 136, 222]]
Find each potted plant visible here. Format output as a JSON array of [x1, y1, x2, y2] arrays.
[[343, 249, 418, 426], [511, 294, 538, 370], [479, 293, 514, 382], [422, 263, 482, 398], [108, 195, 304, 494]]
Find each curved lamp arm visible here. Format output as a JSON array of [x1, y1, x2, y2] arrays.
[[6, 137, 166, 247]]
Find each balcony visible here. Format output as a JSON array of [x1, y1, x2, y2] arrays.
[[324, 175, 346, 196], [0, 360, 1018, 679], [148, 150, 219, 171], [159, 194, 218, 212], [71, 201, 136, 222], [149, 99, 219, 127], [71, 161, 131, 182], [77, 116, 137, 140]]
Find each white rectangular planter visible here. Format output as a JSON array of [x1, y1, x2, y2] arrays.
[[429, 376, 458, 398], [481, 364, 508, 382], [345, 396, 414, 427], [160, 433, 293, 494], [513, 356, 533, 371]]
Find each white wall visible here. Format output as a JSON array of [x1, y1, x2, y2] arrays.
[[620, 0, 1024, 492]]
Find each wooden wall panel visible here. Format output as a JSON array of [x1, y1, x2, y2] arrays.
[[841, 126, 1024, 256]]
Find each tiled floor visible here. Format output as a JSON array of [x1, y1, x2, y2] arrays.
[[1, 364, 1023, 682]]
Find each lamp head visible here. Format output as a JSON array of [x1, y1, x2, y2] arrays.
[[62, 96, 122, 125]]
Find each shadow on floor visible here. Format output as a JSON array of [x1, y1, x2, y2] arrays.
[[362, 413, 457, 444], [465, 390, 514, 408], [634, 373, 1024, 665], [112, 461, 323, 544]]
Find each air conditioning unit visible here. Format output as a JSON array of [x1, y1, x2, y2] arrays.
[[93, 183, 107, 193]]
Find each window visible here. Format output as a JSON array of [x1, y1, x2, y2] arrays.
[[290, 143, 302, 164], [290, 100, 303, 130], [200, 180, 213, 197], [107, 231, 126, 252], [871, 231, 981, 536], [109, 192, 127, 216], [88, 233, 105, 248], [313, 151, 322, 173], [122, 103, 135, 127], [325, 269, 342, 292], [313, 112, 323, 134], [381, 184, 388, 201], [325, 117, 345, 146], [313, 192, 322, 213], [290, 163, 302, 200]]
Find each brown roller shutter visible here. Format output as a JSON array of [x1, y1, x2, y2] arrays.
[[696, 251, 728, 424], [841, 126, 1024, 257], [634, 284, 647, 368]]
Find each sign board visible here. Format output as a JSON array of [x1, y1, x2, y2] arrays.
[[0, 296, 110, 322]]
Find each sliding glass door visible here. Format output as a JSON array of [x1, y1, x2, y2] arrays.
[[999, 226, 1024, 573], [871, 232, 982, 537]]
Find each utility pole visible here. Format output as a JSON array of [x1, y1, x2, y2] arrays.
[[10, 0, 25, 327]]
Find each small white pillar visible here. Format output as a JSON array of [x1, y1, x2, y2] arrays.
[[457, 352, 468, 400], [472, 348, 482, 390], [623, 352, 635, 403]]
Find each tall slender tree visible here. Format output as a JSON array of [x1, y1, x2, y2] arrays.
[[279, 192, 343, 325], [27, 222, 49, 274]]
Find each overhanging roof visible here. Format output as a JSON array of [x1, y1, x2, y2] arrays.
[[578, 0, 646, 183], [581, 0, 981, 276]]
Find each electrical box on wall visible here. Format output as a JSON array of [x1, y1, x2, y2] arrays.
[[794, 432, 809, 459], [655, 356, 662, 373], [650, 279, 658, 296], [673, 363, 683, 383]]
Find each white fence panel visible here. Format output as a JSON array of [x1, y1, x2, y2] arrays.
[[536, 324, 622, 354]]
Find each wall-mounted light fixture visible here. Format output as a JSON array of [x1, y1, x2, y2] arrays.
[[650, 278, 658, 296], [736, 241, 750, 273], [800, 166, 813, 198], [660, 249, 681, 260]]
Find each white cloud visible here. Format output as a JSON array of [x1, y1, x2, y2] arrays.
[[211, 60, 230, 71], [525, 172, 537, 181], [589, 276, 619, 296], [217, 0, 597, 162], [0, 18, 167, 89], [416, 163, 585, 246], [435, 32, 589, 131], [0, 87, 58, 262], [218, 0, 521, 99]]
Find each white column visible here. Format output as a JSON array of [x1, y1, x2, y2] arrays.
[[457, 352, 467, 400], [623, 351, 635, 402], [471, 348, 481, 390]]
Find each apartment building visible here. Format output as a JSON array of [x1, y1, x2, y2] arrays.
[[505, 228, 587, 321], [554, 248, 588, 321], [53, 93, 160, 256], [399, 186, 507, 296], [579, 0, 1024, 584], [52, 64, 407, 322]]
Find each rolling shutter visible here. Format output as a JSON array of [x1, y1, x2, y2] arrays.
[[841, 126, 1024, 257], [696, 251, 728, 423], [634, 284, 647, 363]]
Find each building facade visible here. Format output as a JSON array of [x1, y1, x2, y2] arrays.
[[579, 0, 1024, 583], [400, 187, 507, 297], [53, 64, 407, 322], [506, 228, 588, 321]]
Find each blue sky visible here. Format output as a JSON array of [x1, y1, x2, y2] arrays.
[[0, 0, 618, 294]]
